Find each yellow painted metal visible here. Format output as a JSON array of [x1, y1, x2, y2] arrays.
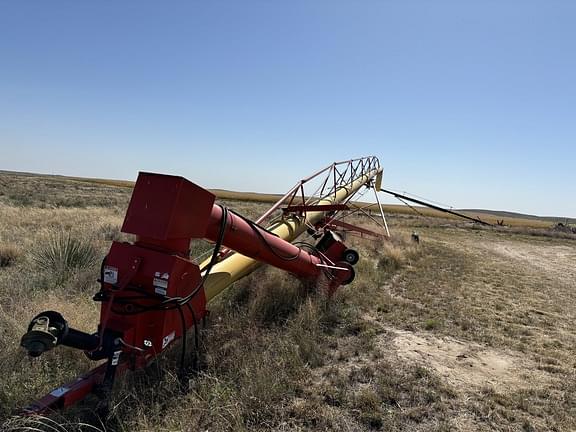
[[201, 167, 383, 302]]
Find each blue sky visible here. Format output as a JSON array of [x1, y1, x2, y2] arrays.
[[1, 1, 575, 217]]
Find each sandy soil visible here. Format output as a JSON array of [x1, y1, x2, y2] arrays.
[[392, 330, 545, 390]]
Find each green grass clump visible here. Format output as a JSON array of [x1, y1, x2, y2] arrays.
[[424, 318, 442, 330], [32, 231, 98, 274]]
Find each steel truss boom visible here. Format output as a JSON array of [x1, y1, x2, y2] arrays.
[[201, 157, 382, 301]]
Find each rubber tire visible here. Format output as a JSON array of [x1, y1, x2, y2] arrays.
[[342, 249, 359, 265], [341, 265, 355, 285]]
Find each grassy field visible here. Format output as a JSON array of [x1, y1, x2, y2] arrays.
[[71, 174, 565, 228], [5, 170, 564, 229], [1, 171, 575, 431]]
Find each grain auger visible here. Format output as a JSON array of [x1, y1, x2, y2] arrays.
[[19, 156, 389, 414]]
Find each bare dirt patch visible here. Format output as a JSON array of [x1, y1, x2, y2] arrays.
[[489, 241, 576, 282], [392, 330, 545, 390]]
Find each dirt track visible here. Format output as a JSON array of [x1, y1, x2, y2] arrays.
[[365, 228, 576, 430], [489, 240, 576, 285]]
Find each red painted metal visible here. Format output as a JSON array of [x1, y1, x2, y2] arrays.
[[321, 219, 387, 239], [21, 363, 120, 414], [22, 173, 213, 415], [100, 241, 206, 365], [123, 172, 216, 254], [315, 231, 348, 263], [123, 172, 353, 284], [97, 173, 210, 369], [22, 169, 362, 415], [204, 205, 354, 284], [203, 156, 381, 263], [253, 156, 380, 226]]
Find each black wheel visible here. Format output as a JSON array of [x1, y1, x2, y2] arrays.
[[342, 249, 359, 265], [341, 264, 355, 285]]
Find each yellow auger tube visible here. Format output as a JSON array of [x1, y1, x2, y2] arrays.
[[201, 167, 382, 302]]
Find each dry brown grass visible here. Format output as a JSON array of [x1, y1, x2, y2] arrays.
[[0, 175, 128, 420], [0, 244, 20, 268], [2, 414, 105, 432], [8, 170, 563, 229], [1, 171, 576, 431]]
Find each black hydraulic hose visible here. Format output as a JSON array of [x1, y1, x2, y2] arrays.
[[185, 301, 199, 369], [181, 204, 229, 304], [176, 305, 187, 375]]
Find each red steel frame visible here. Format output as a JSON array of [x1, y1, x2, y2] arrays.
[[20, 157, 384, 415]]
